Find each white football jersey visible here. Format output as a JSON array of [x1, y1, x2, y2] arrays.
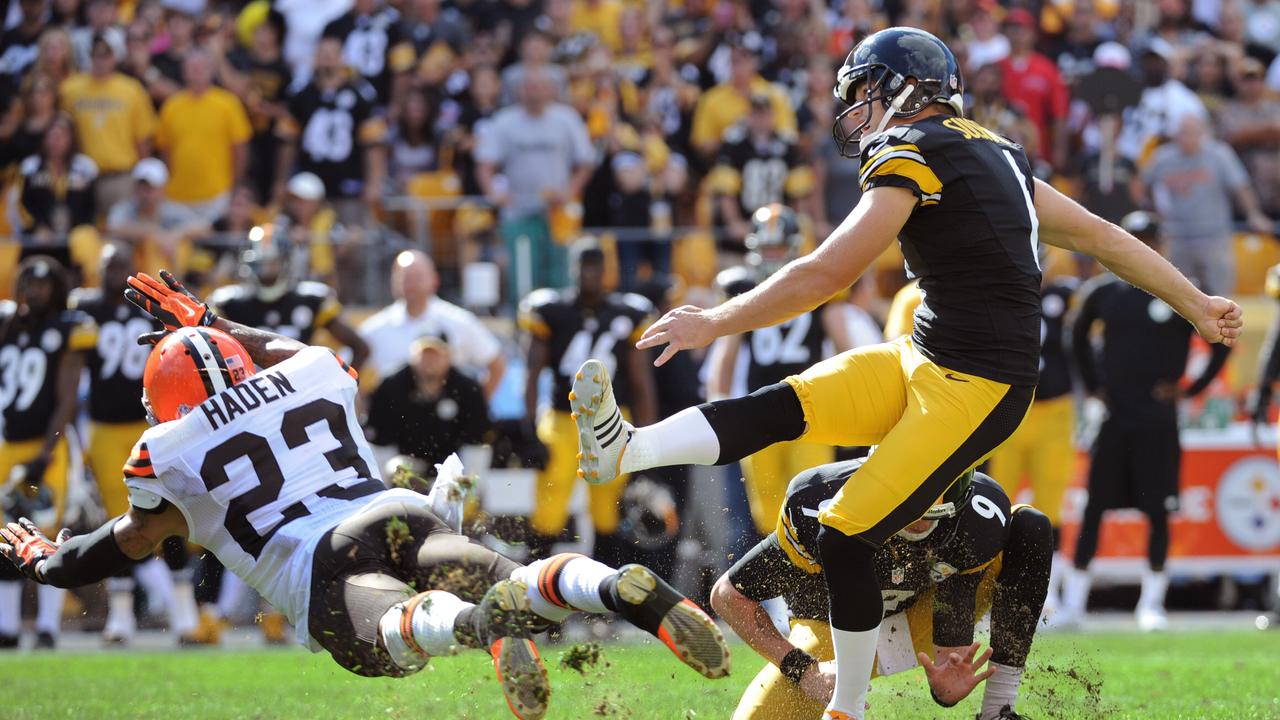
[[123, 346, 388, 645]]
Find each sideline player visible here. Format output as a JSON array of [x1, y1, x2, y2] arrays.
[[1061, 212, 1230, 631], [0, 257, 95, 648], [518, 245, 656, 561], [712, 460, 1049, 720], [572, 27, 1241, 719], [707, 204, 850, 535], [71, 244, 198, 643], [0, 271, 727, 720]]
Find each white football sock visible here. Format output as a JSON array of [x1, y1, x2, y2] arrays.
[[826, 625, 879, 719], [379, 590, 471, 670], [217, 570, 250, 621], [979, 662, 1025, 720], [0, 581, 20, 635], [35, 584, 64, 635], [105, 577, 137, 636], [1137, 568, 1169, 611], [171, 579, 199, 636], [511, 554, 614, 619], [1044, 553, 1065, 611], [134, 557, 173, 616], [1062, 566, 1091, 614], [620, 407, 720, 474]]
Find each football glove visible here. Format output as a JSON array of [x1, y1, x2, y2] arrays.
[[125, 270, 217, 332], [0, 518, 70, 582]]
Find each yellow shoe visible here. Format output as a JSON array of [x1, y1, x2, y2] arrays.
[[180, 608, 225, 646], [260, 611, 289, 645]]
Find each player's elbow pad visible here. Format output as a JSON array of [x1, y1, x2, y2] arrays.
[[39, 518, 134, 588]]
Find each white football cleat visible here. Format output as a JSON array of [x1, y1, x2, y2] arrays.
[[1135, 603, 1168, 633], [570, 359, 632, 486]]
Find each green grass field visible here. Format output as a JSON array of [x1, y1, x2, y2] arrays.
[[2, 630, 1276, 719]]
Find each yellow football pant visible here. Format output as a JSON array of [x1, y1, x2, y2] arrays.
[[0, 438, 70, 532], [786, 338, 1029, 541], [87, 420, 151, 518], [742, 441, 835, 535], [532, 409, 627, 536], [987, 396, 1073, 525], [732, 558, 1001, 720]]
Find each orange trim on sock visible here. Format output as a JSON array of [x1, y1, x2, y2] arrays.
[[399, 592, 432, 658]]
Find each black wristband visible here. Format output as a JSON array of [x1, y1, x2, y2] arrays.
[[38, 517, 134, 588], [779, 648, 817, 685]]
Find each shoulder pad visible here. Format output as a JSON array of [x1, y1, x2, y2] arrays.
[[295, 281, 334, 300], [619, 292, 655, 316], [208, 284, 249, 306], [71, 154, 99, 179], [18, 155, 40, 175], [60, 308, 94, 326], [523, 287, 562, 310], [1076, 272, 1118, 301], [67, 287, 102, 310], [1051, 276, 1081, 293]]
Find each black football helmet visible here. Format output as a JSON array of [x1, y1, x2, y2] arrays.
[[240, 224, 293, 302], [832, 26, 964, 158], [745, 203, 804, 276]]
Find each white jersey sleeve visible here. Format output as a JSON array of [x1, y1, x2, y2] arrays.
[[125, 346, 387, 644]]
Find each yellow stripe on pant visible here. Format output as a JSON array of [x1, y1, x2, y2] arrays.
[[986, 395, 1073, 525], [784, 337, 1030, 541], [0, 438, 70, 533], [532, 409, 629, 536], [87, 420, 152, 518], [742, 440, 835, 535], [731, 557, 1002, 719]]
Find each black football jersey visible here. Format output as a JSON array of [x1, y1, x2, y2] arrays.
[[519, 289, 654, 413], [859, 115, 1042, 385], [209, 282, 341, 344], [0, 303, 96, 441], [1072, 274, 1228, 424], [321, 8, 413, 105], [1036, 278, 1077, 401], [729, 458, 1013, 622], [714, 128, 806, 222], [745, 308, 827, 391], [69, 289, 152, 423], [286, 78, 384, 198]]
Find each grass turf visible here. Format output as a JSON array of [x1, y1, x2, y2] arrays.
[[1, 630, 1277, 719]]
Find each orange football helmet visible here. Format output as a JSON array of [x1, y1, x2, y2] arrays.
[[142, 327, 255, 424]]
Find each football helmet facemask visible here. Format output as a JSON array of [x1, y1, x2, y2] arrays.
[[896, 468, 975, 542], [745, 203, 804, 276], [240, 225, 294, 303], [832, 26, 964, 158]]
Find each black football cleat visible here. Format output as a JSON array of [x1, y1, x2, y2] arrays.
[[608, 564, 730, 679]]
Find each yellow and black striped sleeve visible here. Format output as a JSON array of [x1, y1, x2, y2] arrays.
[[773, 512, 822, 574], [859, 137, 943, 206]]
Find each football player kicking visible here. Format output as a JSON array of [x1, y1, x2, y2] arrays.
[[711, 461, 1050, 720], [0, 271, 728, 720], [573, 26, 1240, 720]]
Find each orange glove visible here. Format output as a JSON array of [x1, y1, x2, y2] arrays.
[[0, 518, 69, 582], [124, 270, 217, 333]]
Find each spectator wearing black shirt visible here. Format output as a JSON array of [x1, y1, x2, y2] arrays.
[[16, 114, 97, 243], [365, 335, 492, 471], [0, 0, 49, 103], [1060, 212, 1231, 633], [322, 0, 415, 114], [217, 9, 292, 204], [148, 1, 198, 104]]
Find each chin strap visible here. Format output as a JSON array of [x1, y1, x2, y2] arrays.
[[859, 82, 917, 154]]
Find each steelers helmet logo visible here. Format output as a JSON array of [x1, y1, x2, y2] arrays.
[[1216, 457, 1280, 551], [1148, 299, 1174, 323], [41, 328, 62, 353]]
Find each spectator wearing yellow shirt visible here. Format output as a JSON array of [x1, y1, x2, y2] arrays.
[[570, 0, 623, 51], [689, 40, 796, 159], [155, 50, 253, 223], [59, 34, 156, 215]]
